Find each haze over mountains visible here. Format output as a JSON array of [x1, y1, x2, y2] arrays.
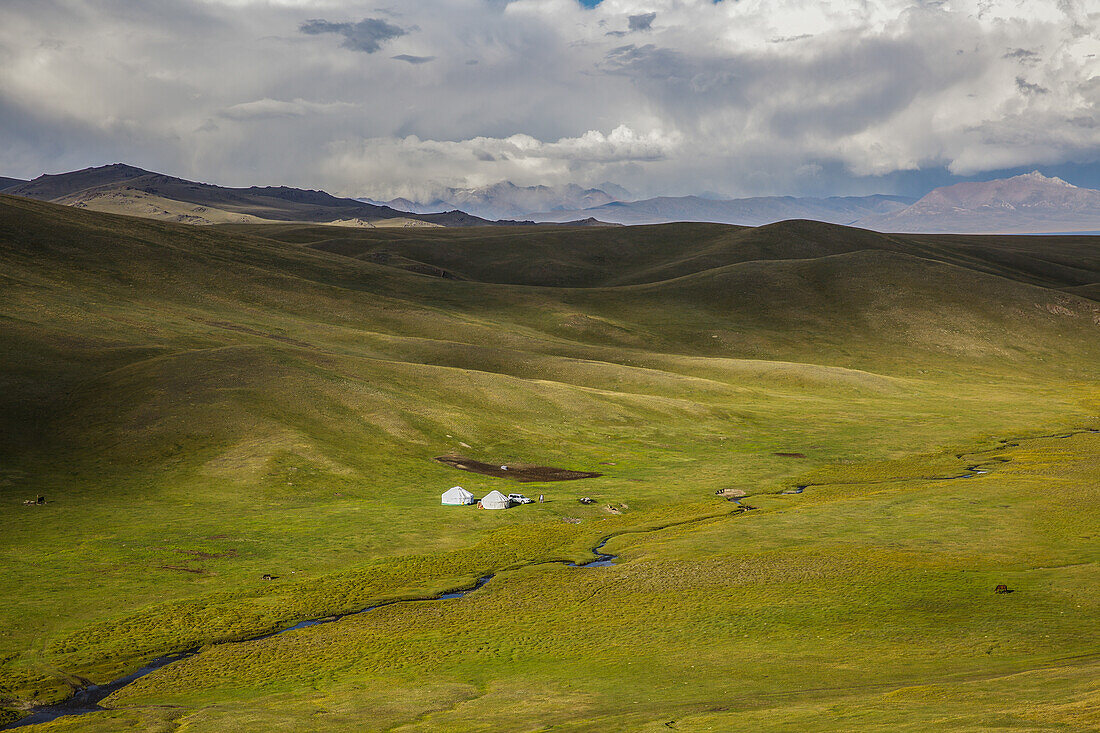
[[4, 165, 1100, 234], [360, 172, 1100, 233], [365, 181, 633, 221], [530, 193, 917, 227]]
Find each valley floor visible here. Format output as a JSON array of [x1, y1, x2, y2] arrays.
[[9, 428, 1100, 732], [0, 197, 1097, 730]]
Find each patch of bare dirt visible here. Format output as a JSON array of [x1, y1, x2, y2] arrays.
[[434, 455, 602, 482]]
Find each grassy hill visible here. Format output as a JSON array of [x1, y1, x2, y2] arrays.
[[230, 218, 1100, 292], [0, 196, 1097, 729]]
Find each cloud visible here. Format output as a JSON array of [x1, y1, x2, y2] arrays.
[[1015, 77, 1049, 95], [628, 12, 656, 32], [322, 125, 681, 199], [1, 0, 1098, 200], [1003, 47, 1040, 63], [298, 17, 406, 53], [219, 98, 355, 120], [392, 54, 435, 64]]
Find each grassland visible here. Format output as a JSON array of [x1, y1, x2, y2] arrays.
[[0, 195, 1097, 729]]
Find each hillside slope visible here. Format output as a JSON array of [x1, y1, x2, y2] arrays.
[[0, 197, 1097, 729], [224, 218, 1100, 295]]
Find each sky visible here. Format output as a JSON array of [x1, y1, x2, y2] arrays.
[[1, 0, 1099, 201]]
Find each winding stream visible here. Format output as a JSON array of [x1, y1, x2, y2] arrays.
[[774, 428, 1098, 496], [2, 535, 627, 729], [4, 428, 1095, 729]]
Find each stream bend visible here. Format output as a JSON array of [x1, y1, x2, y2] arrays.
[[5, 427, 1095, 730], [1, 514, 738, 729]]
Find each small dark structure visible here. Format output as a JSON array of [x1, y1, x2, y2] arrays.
[[23, 495, 45, 506], [994, 584, 1013, 594], [715, 488, 746, 498]]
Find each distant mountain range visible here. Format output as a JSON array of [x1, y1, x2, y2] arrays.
[[364, 181, 633, 221], [421, 172, 1100, 233], [857, 171, 1100, 234], [531, 172, 1100, 233], [529, 194, 917, 227], [0, 164, 497, 227], [5, 166, 1100, 233]]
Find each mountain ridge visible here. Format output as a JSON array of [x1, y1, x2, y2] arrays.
[[857, 171, 1100, 233], [529, 193, 916, 226], [3, 164, 499, 227]]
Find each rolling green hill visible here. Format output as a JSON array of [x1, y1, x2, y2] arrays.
[[0, 196, 1097, 730], [225, 218, 1100, 292]]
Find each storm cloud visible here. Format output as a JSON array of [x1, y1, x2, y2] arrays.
[[299, 18, 407, 53], [628, 12, 657, 32], [392, 54, 436, 64], [0, 0, 1098, 200]]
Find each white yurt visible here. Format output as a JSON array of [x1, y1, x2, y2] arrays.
[[479, 490, 512, 510], [441, 486, 475, 505]]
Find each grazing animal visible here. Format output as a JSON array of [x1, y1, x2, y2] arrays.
[[994, 584, 1012, 594]]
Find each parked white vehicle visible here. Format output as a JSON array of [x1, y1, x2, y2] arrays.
[[508, 493, 534, 504]]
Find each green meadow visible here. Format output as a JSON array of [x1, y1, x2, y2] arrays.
[[0, 195, 1097, 729]]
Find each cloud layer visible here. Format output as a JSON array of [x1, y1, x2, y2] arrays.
[[1, 0, 1098, 199]]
